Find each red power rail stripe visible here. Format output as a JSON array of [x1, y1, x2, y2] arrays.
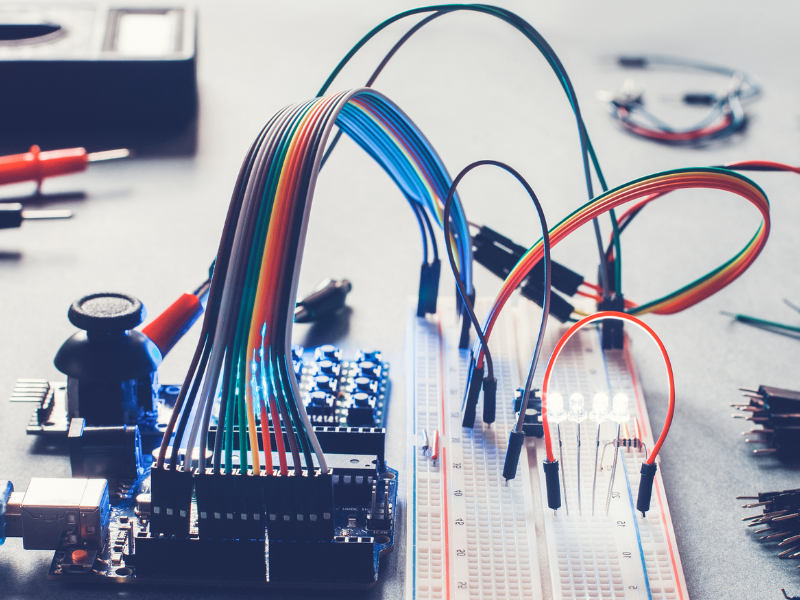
[[441, 446, 452, 600], [656, 477, 685, 600]]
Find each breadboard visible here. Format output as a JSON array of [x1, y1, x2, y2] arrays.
[[406, 299, 689, 600]]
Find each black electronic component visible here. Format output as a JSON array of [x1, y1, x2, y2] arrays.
[[68, 418, 143, 490], [352, 377, 378, 395], [733, 385, 800, 460], [502, 431, 525, 480], [740, 488, 800, 569], [461, 357, 484, 428], [264, 472, 336, 541], [543, 460, 562, 510], [312, 374, 338, 394], [682, 92, 717, 106], [269, 537, 376, 583], [347, 392, 377, 426], [366, 477, 393, 532], [0, 203, 72, 229], [315, 344, 343, 363], [520, 277, 575, 323], [598, 294, 626, 349], [636, 462, 657, 516], [294, 278, 352, 323], [357, 350, 382, 363], [417, 259, 441, 317], [316, 359, 341, 377], [306, 390, 337, 423], [458, 288, 476, 349], [513, 388, 544, 437], [482, 377, 497, 425], [617, 56, 648, 68], [356, 361, 382, 380], [133, 534, 267, 581], [472, 225, 583, 322], [0, 5, 197, 142], [194, 469, 333, 543], [326, 453, 378, 507], [149, 465, 193, 537], [54, 292, 161, 426]]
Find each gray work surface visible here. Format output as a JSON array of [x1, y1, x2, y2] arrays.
[[1, 1, 799, 599]]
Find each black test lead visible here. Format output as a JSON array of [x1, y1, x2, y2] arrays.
[[0, 203, 72, 229]]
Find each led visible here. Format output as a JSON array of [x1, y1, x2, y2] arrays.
[[568, 392, 587, 422], [589, 393, 609, 422], [611, 393, 630, 422], [548, 393, 567, 423]]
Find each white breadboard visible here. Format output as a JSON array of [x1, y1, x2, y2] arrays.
[[405, 299, 689, 600]]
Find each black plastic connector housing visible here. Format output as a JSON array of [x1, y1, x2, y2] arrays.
[[461, 358, 484, 428], [472, 225, 583, 322], [149, 464, 193, 537], [417, 259, 441, 317], [458, 288, 476, 349], [194, 470, 266, 541], [598, 294, 625, 350], [502, 430, 526, 480], [134, 534, 266, 581], [262, 472, 335, 542], [618, 56, 648, 68], [543, 460, 562, 510], [269, 537, 376, 583], [68, 418, 143, 486], [366, 477, 393, 532], [683, 93, 717, 106], [482, 377, 497, 425], [294, 278, 352, 323], [513, 388, 544, 438], [472, 226, 584, 295], [520, 279, 575, 323], [636, 462, 658, 516]]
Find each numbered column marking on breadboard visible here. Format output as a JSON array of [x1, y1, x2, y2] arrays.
[[407, 300, 543, 600], [406, 310, 447, 599]]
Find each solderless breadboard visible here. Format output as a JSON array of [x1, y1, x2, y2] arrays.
[[406, 299, 689, 600]]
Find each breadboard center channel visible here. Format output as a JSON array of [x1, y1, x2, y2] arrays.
[[406, 299, 689, 600]]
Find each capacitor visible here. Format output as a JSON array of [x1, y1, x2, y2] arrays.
[[353, 376, 378, 394], [312, 375, 337, 393], [357, 361, 382, 380], [316, 359, 340, 377], [315, 344, 342, 363], [357, 349, 382, 363]]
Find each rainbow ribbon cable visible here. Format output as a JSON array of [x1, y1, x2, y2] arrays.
[[156, 89, 472, 477]]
